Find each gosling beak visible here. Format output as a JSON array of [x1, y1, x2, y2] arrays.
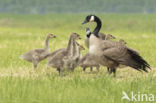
[[53, 35, 56, 38], [82, 20, 88, 24]]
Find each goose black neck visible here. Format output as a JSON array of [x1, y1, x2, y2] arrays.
[[86, 32, 91, 38], [93, 17, 102, 37]]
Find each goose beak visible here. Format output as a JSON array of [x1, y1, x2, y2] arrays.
[[82, 20, 88, 24]]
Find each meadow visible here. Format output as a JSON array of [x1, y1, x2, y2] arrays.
[[0, 14, 156, 103]]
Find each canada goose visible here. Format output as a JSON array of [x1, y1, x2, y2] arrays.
[[20, 33, 56, 69], [84, 28, 116, 72], [82, 15, 151, 77], [47, 32, 81, 76]]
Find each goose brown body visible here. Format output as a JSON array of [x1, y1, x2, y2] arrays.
[[82, 28, 115, 72]]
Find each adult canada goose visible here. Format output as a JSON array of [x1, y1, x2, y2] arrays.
[[47, 32, 81, 76], [82, 15, 151, 76], [83, 28, 116, 72], [20, 33, 56, 69]]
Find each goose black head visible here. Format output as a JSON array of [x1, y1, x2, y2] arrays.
[[82, 15, 97, 24], [82, 15, 102, 38]]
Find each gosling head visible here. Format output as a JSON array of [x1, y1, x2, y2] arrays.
[[80, 45, 85, 51], [48, 33, 56, 38], [106, 34, 116, 39], [71, 32, 81, 40], [119, 39, 127, 44], [82, 15, 98, 24], [78, 44, 85, 51]]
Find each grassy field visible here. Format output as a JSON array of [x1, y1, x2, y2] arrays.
[[0, 14, 156, 103]]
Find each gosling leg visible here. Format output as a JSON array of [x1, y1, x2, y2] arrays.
[[90, 67, 93, 72], [96, 65, 100, 72], [32, 60, 38, 70]]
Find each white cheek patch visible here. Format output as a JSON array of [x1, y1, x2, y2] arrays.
[[86, 30, 91, 35], [90, 16, 94, 22]]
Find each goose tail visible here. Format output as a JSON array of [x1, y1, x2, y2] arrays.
[[127, 49, 151, 72]]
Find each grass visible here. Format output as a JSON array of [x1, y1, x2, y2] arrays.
[[0, 14, 156, 103]]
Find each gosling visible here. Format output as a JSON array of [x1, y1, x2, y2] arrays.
[[20, 33, 56, 69]]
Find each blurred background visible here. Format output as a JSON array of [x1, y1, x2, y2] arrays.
[[0, 0, 156, 14]]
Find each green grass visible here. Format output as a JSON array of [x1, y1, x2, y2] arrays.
[[0, 14, 156, 103]]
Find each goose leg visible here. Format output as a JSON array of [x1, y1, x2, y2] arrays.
[[57, 68, 60, 74], [83, 67, 86, 71], [90, 67, 93, 72], [57, 68, 62, 77], [112, 68, 116, 77], [96, 65, 100, 72], [109, 69, 113, 75], [109, 68, 116, 77], [32, 60, 38, 70], [32, 56, 39, 70], [107, 67, 110, 72], [71, 67, 75, 72], [33, 63, 38, 69]]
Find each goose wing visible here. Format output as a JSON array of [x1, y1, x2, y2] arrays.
[[47, 49, 67, 67], [46, 48, 66, 59], [101, 41, 150, 72]]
